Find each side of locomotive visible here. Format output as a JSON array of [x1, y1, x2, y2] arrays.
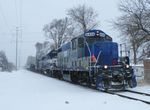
[[35, 29, 137, 91]]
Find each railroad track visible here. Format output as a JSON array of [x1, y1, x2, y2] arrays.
[[74, 83, 150, 105], [125, 90, 150, 96], [28, 69, 150, 105], [105, 91, 150, 105]]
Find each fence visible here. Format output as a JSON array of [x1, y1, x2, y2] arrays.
[[144, 59, 150, 84], [132, 65, 144, 84]]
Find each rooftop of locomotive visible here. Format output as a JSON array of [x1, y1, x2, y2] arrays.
[[84, 29, 112, 40], [57, 29, 113, 52]]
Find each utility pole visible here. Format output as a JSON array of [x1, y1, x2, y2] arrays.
[[16, 27, 19, 70], [18, 27, 22, 69]]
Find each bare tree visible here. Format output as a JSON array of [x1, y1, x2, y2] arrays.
[[114, 0, 150, 64], [0, 51, 8, 71], [67, 4, 99, 33], [35, 42, 43, 54], [0, 50, 15, 72], [114, 16, 145, 64], [43, 17, 74, 49], [120, 0, 150, 35]]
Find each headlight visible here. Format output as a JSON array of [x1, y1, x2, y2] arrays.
[[126, 64, 129, 68], [104, 65, 108, 69], [96, 33, 99, 36]]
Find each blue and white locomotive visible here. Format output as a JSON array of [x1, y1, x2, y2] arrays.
[[36, 29, 137, 91]]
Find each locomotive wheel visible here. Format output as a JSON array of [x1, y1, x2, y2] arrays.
[[128, 77, 137, 88], [50, 70, 53, 77], [71, 72, 79, 84], [53, 70, 63, 79], [102, 80, 110, 91], [58, 72, 63, 80], [86, 77, 92, 87], [96, 74, 110, 91]]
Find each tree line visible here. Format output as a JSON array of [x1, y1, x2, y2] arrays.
[[43, 4, 99, 49], [35, 1, 150, 65], [114, 0, 150, 64]]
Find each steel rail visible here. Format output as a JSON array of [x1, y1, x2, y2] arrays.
[[125, 90, 150, 97]]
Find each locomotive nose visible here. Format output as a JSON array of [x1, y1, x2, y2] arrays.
[[92, 41, 118, 66]]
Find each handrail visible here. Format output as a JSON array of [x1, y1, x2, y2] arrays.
[[94, 51, 101, 66]]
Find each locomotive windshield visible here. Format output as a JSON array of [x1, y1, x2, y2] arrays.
[[86, 36, 105, 44]]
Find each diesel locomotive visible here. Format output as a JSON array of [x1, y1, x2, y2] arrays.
[[34, 29, 137, 91]]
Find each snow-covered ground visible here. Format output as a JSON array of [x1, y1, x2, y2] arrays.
[[129, 85, 150, 94], [0, 70, 150, 110]]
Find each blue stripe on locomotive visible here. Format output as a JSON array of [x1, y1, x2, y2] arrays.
[[85, 41, 118, 65]]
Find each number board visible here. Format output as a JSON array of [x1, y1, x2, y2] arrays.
[[85, 32, 95, 37], [85, 31, 106, 37]]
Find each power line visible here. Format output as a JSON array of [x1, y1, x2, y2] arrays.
[[0, 0, 23, 69], [0, 1, 18, 48], [0, 31, 41, 35], [19, 0, 23, 29], [14, 0, 19, 26], [0, 3, 13, 36]]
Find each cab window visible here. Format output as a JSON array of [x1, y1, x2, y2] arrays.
[[86, 37, 103, 44], [78, 37, 84, 48], [72, 39, 77, 50]]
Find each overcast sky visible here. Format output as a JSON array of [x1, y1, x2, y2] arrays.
[[0, 0, 121, 67]]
